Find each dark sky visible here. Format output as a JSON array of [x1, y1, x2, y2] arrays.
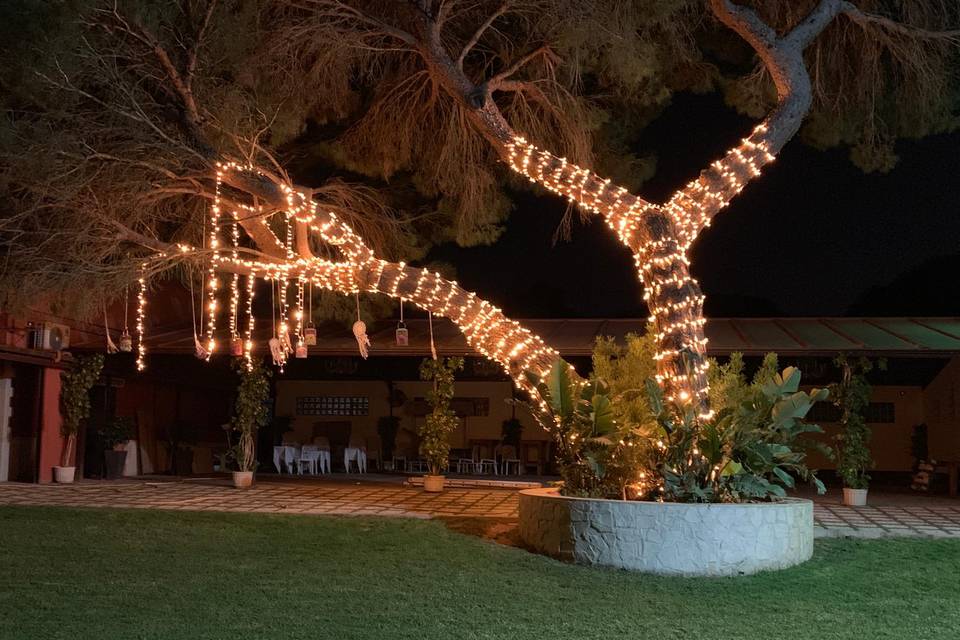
[[431, 93, 960, 318]]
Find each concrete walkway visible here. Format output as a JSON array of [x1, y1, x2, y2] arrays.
[[2, 477, 960, 539]]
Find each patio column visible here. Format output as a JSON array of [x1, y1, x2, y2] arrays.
[[37, 367, 63, 483]]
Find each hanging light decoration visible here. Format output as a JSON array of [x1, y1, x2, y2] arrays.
[[135, 264, 148, 371], [303, 283, 317, 346], [205, 168, 223, 359], [119, 286, 133, 353], [244, 273, 255, 370], [395, 298, 408, 346]]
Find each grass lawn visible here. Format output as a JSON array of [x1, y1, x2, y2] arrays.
[[2, 506, 959, 639]]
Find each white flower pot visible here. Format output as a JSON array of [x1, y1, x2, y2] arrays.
[[232, 471, 254, 489], [842, 487, 868, 507], [423, 475, 445, 492], [53, 466, 75, 484]]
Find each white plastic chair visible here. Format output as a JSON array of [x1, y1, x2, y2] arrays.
[[282, 445, 299, 474], [477, 444, 498, 476], [298, 445, 320, 475], [344, 435, 367, 473], [499, 445, 522, 476], [312, 437, 332, 474]]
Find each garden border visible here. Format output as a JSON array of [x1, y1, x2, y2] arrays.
[[518, 487, 813, 576]]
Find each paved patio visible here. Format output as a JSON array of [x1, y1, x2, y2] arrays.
[[2, 477, 960, 539]]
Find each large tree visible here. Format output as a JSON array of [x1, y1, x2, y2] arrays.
[[1, 0, 957, 408]]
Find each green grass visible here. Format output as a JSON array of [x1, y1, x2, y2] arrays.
[[1, 506, 959, 639]]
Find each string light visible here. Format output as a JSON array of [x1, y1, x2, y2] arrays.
[[244, 273, 255, 370], [504, 125, 775, 414], [136, 263, 147, 371], [205, 168, 222, 358]]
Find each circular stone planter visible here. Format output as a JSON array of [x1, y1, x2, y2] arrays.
[[518, 487, 813, 576]]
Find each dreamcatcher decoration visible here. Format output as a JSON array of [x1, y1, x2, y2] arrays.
[[303, 283, 317, 346], [352, 291, 370, 359], [395, 298, 408, 346], [190, 271, 209, 360], [103, 301, 118, 354]]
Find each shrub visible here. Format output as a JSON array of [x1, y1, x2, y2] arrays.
[[418, 357, 463, 476], [98, 416, 135, 450]]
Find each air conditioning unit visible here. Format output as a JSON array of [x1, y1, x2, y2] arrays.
[[31, 322, 70, 351]]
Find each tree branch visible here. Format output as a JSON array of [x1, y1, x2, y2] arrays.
[[456, 1, 508, 70], [488, 45, 557, 89]]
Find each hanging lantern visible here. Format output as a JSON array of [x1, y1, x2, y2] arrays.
[[295, 341, 308, 359], [119, 330, 133, 353], [230, 335, 244, 357], [395, 321, 408, 346], [304, 323, 317, 346]]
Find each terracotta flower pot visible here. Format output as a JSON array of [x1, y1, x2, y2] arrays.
[[53, 466, 75, 484], [423, 475, 445, 492], [232, 471, 254, 489], [842, 487, 868, 507]]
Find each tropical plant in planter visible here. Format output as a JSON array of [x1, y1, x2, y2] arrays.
[[97, 416, 135, 479], [418, 356, 463, 492], [832, 356, 881, 506], [56, 354, 104, 483], [228, 358, 271, 488], [523, 332, 829, 503]]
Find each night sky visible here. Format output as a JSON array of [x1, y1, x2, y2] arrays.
[[431, 93, 960, 319]]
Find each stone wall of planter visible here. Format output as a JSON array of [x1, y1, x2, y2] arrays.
[[518, 487, 813, 576]]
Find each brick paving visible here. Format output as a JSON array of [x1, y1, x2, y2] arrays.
[[2, 478, 960, 539]]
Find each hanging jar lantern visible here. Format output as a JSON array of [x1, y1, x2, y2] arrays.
[[230, 335, 244, 357], [395, 298, 408, 346], [295, 341, 308, 359], [304, 323, 317, 346], [119, 330, 133, 353]]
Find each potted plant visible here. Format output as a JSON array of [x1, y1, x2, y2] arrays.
[[417, 356, 463, 492], [56, 354, 104, 483], [98, 416, 135, 479], [832, 356, 880, 506], [228, 358, 271, 488]]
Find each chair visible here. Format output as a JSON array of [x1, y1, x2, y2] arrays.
[[498, 444, 522, 476], [281, 445, 299, 474], [476, 443, 498, 476], [298, 445, 320, 475], [344, 435, 367, 473], [312, 436, 332, 474], [456, 447, 477, 474]]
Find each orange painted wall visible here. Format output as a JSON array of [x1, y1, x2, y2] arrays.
[[37, 367, 63, 483]]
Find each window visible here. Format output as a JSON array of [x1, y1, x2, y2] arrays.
[[296, 396, 369, 416]]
